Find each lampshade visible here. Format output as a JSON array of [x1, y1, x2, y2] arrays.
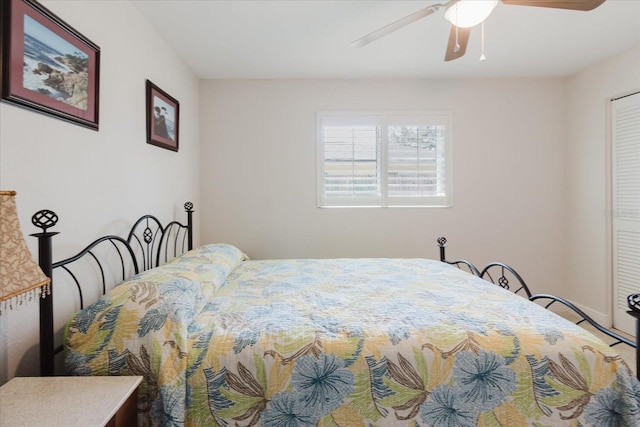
[[445, 0, 498, 28], [0, 191, 50, 314]]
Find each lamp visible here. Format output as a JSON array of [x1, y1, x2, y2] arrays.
[[445, 0, 498, 28], [0, 191, 50, 314]]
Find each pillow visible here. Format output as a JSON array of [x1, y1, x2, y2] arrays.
[[132, 243, 247, 296]]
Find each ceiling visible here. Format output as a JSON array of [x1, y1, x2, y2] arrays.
[[132, 0, 640, 80]]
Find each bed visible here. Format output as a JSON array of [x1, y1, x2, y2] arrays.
[[31, 205, 640, 426]]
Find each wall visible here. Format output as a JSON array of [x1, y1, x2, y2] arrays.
[[564, 46, 640, 324], [199, 78, 567, 296], [0, 0, 200, 383]]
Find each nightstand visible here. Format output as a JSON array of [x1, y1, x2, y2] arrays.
[[0, 376, 142, 427]]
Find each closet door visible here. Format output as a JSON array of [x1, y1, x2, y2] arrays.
[[612, 92, 640, 336]]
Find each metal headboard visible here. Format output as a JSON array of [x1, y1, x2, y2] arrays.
[[31, 203, 194, 376]]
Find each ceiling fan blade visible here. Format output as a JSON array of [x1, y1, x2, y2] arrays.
[[350, 3, 448, 48], [444, 25, 471, 61], [501, 0, 605, 11]]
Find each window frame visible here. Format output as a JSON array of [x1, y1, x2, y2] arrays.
[[316, 111, 453, 208]]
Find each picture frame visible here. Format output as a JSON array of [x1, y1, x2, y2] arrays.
[[146, 80, 179, 152], [1, 0, 100, 130]]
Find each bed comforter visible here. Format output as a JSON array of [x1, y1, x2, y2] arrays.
[[65, 244, 640, 426]]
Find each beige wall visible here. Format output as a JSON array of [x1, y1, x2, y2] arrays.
[[199, 78, 567, 296], [0, 1, 200, 382], [564, 46, 640, 324]]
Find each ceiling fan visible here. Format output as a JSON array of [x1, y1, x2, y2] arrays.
[[351, 0, 606, 61]]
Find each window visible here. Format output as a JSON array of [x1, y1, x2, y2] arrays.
[[317, 112, 452, 207]]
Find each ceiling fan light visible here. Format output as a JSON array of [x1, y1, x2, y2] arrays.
[[445, 0, 498, 28]]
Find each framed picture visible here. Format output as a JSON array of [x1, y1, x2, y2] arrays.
[[146, 80, 179, 152], [1, 0, 100, 130]]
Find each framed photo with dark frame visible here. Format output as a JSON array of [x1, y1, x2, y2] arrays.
[[1, 0, 100, 130], [146, 80, 179, 152]]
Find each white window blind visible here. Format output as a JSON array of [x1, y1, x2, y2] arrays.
[[317, 112, 452, 208]]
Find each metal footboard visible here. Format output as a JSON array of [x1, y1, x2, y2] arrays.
[[436, 237, 480, 276], [437, 236, 640, 380]]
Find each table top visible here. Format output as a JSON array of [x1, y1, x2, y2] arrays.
[[0, 376, 142, 427]]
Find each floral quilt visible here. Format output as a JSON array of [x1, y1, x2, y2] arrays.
[[65, 244, 640, 426]]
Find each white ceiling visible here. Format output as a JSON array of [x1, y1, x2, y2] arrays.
[[133, 0, 640, 79]]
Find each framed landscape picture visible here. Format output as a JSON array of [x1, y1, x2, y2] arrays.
[[146, 80, 179, 152], [1, 0, 100, 130]]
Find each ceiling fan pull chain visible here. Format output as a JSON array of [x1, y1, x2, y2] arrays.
[[454, 6, 460, 52], [480, 21, 487, 61]]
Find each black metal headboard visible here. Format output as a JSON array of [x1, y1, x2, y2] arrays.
[[31, 203, 194, 376]]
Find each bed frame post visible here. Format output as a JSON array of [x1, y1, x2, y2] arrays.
[[636, 318, 639, 380], [185, 202, 194, 251], [627, 294, 640, 380], [30, 210, 59, 377], [437, 237, 447, 262]]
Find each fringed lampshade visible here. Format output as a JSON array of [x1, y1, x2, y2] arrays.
[[0, 191, 51, 314]]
